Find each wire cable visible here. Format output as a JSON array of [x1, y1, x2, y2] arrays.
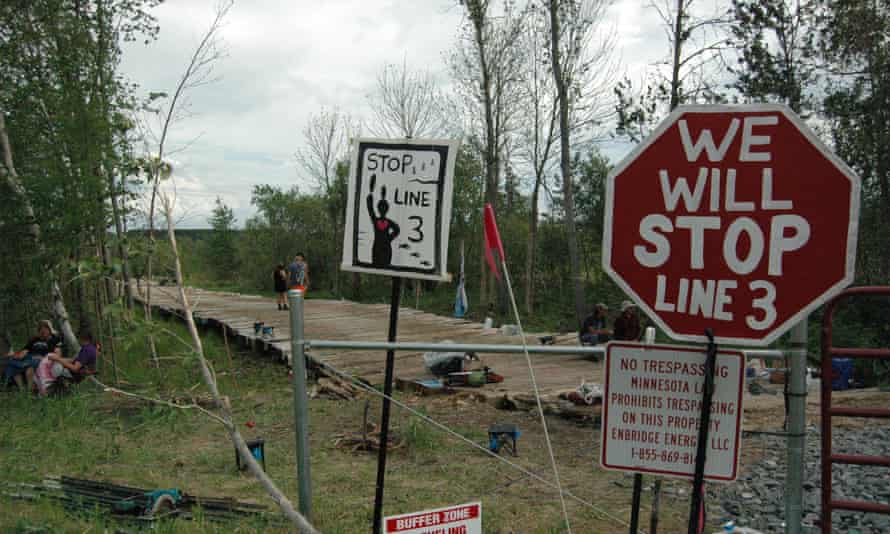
[[312, 359, 637, 531]]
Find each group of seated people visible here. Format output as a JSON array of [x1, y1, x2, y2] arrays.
[[579, 300, 643, 345], [2, 319, 97, 396]]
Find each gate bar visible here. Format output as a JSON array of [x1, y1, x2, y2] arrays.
[[305, 340, 785, 360], [820, 286, 890, 534]]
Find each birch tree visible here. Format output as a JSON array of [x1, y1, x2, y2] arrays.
[[159, 192, 318, 533], [141, 0, 232, 365], [0, 114, 78, 352]]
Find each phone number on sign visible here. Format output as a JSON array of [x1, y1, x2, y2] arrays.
[[631, 448, 695, 465]]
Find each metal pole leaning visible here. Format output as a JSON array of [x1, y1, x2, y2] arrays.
[[288, 289, 312, 520], [629, 473, 643, 534], [785, 320, 808, 534], [688, 329, 718, 534]]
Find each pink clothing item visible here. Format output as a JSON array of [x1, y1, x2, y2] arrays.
[[35, 357, 55, 396]]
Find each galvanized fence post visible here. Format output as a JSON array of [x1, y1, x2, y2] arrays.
[[288, 289, 312, 520], [786, 320, 808, 534]]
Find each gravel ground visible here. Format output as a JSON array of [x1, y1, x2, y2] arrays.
[[715, 426, 890, 533]]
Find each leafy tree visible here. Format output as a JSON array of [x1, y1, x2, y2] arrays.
[[207, 197, 238, 281], [820, 0, 890, 285], [730, 0, 818, 113], [0, 0, 158, 343]]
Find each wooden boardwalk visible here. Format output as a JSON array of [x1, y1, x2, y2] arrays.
[[139, 284, 602, 399]]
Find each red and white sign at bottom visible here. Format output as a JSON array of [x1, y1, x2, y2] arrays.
[[384, 502, 481, 534]]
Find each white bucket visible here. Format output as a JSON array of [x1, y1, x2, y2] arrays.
[[644, 326, 656, 345]]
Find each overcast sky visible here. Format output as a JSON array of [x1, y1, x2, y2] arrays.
[[119, 0, 677, 228]]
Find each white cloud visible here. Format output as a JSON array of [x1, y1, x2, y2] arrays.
[[120, 0, 679, 228]]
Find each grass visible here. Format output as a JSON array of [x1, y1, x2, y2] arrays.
[[1, 309, 700, 533]]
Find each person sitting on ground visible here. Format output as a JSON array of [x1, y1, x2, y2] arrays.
[[35, 329, 97, 396], [274, 263, 288, 310], [579, 303, 612, 345], [613, 300, 642, 341], [287, 253, 310, 292], [3, 319, 61, 390]]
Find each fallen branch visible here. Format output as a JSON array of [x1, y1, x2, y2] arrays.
[[161, 194, 318, 533], [89, 376, 228, 426]]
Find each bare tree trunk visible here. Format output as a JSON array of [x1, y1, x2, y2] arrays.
[[162, 196, 317, 533], [549, 0, 586, 327], [466, 0, 501, 312], [1, 113, 78, 352], [142, 0, 233, 368], [525, 180, 540, 315], [108, 172, 134, 311], [669, 0, 685, 110], [478, 181, 489, 307], [100, 274, 120, 385], [351, 272, 361, 298]]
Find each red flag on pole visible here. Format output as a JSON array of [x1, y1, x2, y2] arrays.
[[483, 203, 505, 280]]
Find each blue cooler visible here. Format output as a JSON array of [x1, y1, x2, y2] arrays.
[[831, 358, 853, 391]]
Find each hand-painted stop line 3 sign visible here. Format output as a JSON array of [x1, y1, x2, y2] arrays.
[[384, 501, 481, 534], [603, 104, 861, 345], [600, 342, 745, 481], [342, 138, 459, 282]]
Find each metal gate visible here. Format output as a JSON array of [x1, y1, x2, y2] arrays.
[[820, 286, 890, 533]]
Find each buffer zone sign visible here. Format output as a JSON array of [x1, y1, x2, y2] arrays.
[[384, 501, 481, 534], [603, 104, 860, 345], [342, 138, 459, 281], [600, 342, 745, 481]]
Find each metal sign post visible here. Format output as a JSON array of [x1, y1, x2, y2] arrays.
[[340, 137, 459, 533], [288, 289, 312, 520], [372, 277, 403, 534], [687, 329, 718, 534]]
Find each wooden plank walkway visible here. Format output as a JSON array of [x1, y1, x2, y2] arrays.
[[137, 283, 603, 399]]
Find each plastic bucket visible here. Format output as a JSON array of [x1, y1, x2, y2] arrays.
[[831, 357, 853, 391]]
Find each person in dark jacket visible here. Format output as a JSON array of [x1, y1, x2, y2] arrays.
[[613, 301, 642, 341], [3, 319, 61, 390], [579, 303, 612, 345], [274, 263, 288, 310]]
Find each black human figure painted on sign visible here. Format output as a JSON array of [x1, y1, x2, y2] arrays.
[[366, 174, 400, 267]]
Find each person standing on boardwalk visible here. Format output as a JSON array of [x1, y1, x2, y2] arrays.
[[274, 263, 288, 310], [288, 253, 310, 293]]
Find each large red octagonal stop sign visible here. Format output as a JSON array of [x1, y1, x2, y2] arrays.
[[603, 104, 860, 346]]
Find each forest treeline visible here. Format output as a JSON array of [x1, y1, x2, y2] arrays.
[[1, 0, 889, 357]]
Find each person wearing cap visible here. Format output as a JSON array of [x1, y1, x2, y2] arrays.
[[579, 303, 612, 345], [3, 319, 62, 390], [613, 300, 642, 341]]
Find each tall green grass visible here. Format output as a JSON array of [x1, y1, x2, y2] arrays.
[[0, 310, 287, 532]]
